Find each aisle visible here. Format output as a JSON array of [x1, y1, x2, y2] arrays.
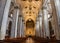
[[26, 38, 35, 43]]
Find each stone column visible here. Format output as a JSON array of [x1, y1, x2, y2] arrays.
[[20, 17, 23, 37], [43, 0, 50, 38], [15, 8, 19, 38], [0, 0, 7, 39], [0, 0, 7, 29], [39, 11, 43, 37], [42, 9, 46, 38], [54, 0, 60, 24], [39, 17, 43, 37], [54, 0, 60, 39], [11, 6, 19, 38], [17, 14, 24, 37], [36, 18, 40, 37], [22, 20, 25, 37], [0, 0, 11, 40], [44, 9, 50, 38], [17, 16, 20, 37], [50, 0, 59, 40]]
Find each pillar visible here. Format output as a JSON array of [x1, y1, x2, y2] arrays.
[[54, 0, 60, 39], [42, 9, 46, 38], [20, 17, 23, 37], [44, 9, 50, 38], [17, 16, 20, 37], [15, 8, 19, 38], [50, 0, 59, 40], [0, 0, 7, 39], [11, 6, 19, 38], [0, 0, 11, 40], [0, 0, 7, 29], [36, 18, 40, 37], [43, 0, 50, 38], [54, 0, 60, 24], [39, 11, 43, 37]]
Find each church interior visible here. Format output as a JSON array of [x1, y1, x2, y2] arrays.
[[0, 0, 60, 43]]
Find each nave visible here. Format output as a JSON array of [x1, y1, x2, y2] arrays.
[[0, 0, 60, 43]]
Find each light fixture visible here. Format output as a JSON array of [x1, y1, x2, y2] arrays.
[[11, 14, 13, 17], [48, 14, 51, 18]]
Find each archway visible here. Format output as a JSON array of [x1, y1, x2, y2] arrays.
[[6, 21, 12, 38], [26, 19, 35, 29], [25, 19, 35, 36]]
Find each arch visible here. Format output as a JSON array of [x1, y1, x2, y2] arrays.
[[26, 19, 35, 29], [6, 21, 12, 38]]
